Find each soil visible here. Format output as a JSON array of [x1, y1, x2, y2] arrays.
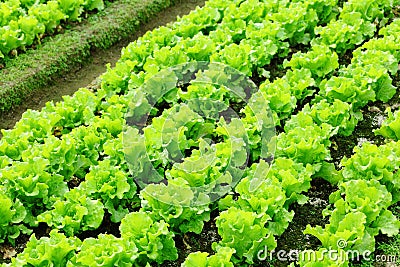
[[0, 0, 206, 138], [158, 210, 221, 267]]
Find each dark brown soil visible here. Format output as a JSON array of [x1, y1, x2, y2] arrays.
[[159, 211, 221, 267]]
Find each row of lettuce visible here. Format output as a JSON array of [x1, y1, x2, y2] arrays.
[[208, 3, 400, 265], [0, 0, 105, 59], [0, 0, 399, 266], [288, 21, 400, 266]]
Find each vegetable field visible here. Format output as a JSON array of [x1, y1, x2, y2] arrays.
[[1, 0, 400, 266]]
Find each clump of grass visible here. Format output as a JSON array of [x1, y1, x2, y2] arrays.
[[377, 205, 400, 265]]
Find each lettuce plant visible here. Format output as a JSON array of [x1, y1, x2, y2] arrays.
[[275, 120, 334, 164], [182, 247, 235, 267], [4, 230, 81, 267], [284, 44, 339, 79], [81, 159, 138, 222], [313, 12, 376, 53], [67, 234, 138, 267], [37, 188, 104, 236], [120, 211, 178, 265], [1, 158, 68, 224], [341, 142, 400, 203], [259, 79, 297, 122], [0, 188, 30, 243], [269, 1, 319, 44], [341, 0, 395, 20], [140, 182, 211, 234], [305, 180, 400, 256], [301, 99, 362, 136], [375, 108, 400, 141], [213, 207, 277, 264]]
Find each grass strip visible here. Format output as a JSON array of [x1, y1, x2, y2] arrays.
[[0, 0, 177, 112]]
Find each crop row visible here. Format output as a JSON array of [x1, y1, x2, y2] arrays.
[[0, 0, 105, 58], [202, 6, 400, 266], [0, 0, 399, 266], [288, 19, 400, 267]]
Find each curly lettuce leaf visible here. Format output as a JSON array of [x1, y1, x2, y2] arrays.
[[67, 234, 138, 267], [120, 211, 178, 264], [6, 230, 81, 266]]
